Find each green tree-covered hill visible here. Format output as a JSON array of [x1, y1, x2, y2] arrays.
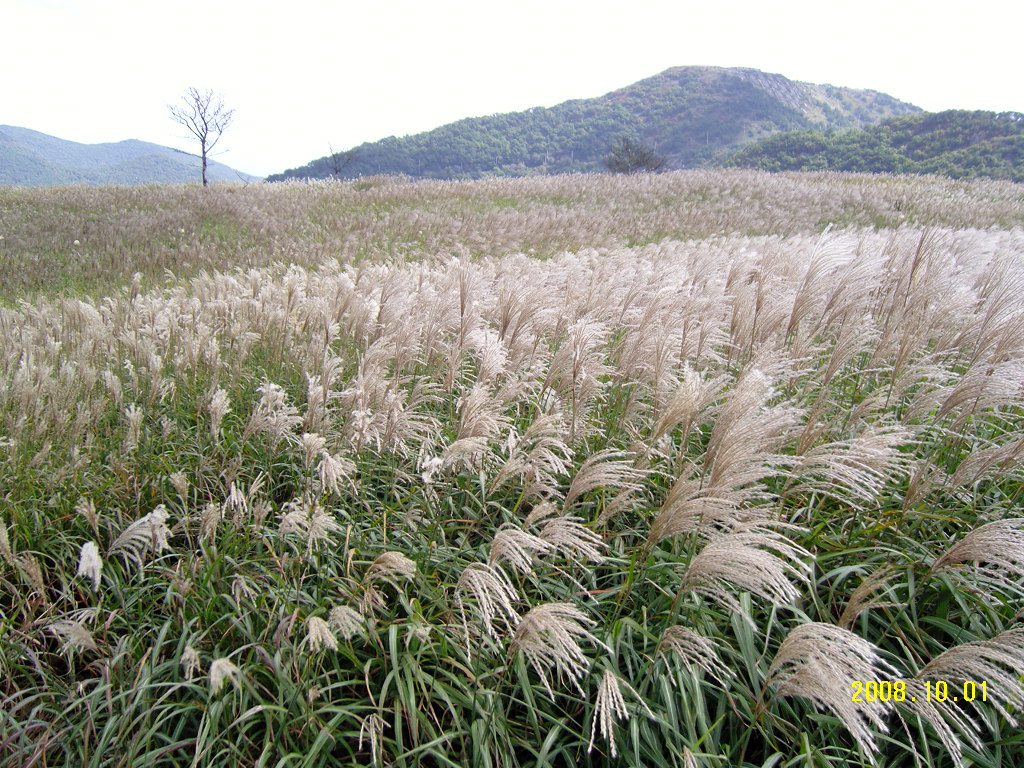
[[726, 110, 1024, 181], [268, 66, 920, 181]]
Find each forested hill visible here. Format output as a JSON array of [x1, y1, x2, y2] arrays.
[[726, 110, 1024, 181], [268, 66, 920, 181]]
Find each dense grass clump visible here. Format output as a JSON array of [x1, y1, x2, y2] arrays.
[[1, 171, 1024, 767]]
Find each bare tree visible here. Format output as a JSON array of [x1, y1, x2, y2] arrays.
[[327, 144, 360, 179], [168, 87, 235, 186]]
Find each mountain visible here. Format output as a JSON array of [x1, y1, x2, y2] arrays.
[[267, 66, 921, 181], [725, 110, 1024, 182], [0, 125, 260, 185]]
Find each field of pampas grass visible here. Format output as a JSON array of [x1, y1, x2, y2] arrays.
[[1, 170, 1024, 767]]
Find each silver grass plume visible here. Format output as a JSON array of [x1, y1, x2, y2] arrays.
[[679, 522, 812, 619], [76, 541, 103, 590], [700, 366, 800, 497], [838, 566, 901, 630], [75, 498, 99, 539], [563, 448, 648, 510], [278, 497, 341, 552], [649, 364, 727, 448], [200, 502, 223, 540], [0, 516, 13, 566], [950, 432, 1024, 488], [300, 432, 327, 470], [47, 620, 98, 654], [488, 525, 554, 576], [491, 414, 572, 500], [15, 554, 46, 597], [918, 627, 1024, 724], [455, 562, 520, 644], [108, 505, 171, 566], [169, 471, 189, 501], [365, 551, 417, 586], [537, 516, 605, 563], [328, 605, 365, 640], [766, 622, 900, 757], [318, 450, 356, 496], [243, 381, 302, 447], [123, 402, 143, 451], [181, 645, 201, 681], [305, 615, 338, 652], [207, 387, 231, 437], [786, 425, 911, 509], [46, 610, 99, 655], [358, 712, 385, 766], [894, 679, 982, 768], [587, 669, 655, 758], [658, 625, 734, 683], [209, 657, 241, 693], [510, 602, 608, 697], [648, 475, 749, 544], [442, 384, 510, 470], [931, 517, 1024, 595]]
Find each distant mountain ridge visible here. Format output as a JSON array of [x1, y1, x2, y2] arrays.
[[0, 125, 259, 185], [268, 66, 922, 181]]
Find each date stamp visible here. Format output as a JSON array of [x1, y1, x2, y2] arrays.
[[851, 680, 987, 703]]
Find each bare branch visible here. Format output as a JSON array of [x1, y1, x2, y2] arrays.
[[168, 87, 235, 186]]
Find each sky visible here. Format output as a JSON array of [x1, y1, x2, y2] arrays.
[[5, 0, 1023, 178]]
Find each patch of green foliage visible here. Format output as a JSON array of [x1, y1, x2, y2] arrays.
[[727, 111, 1024, 182]]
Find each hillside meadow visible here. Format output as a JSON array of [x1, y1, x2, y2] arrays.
[[2, 170, 1024, 767]]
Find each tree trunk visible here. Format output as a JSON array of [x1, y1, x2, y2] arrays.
[[201, 139, 208, 187]]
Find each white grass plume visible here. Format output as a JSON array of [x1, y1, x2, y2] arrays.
[[243, 380, 302, 447], [766, 622, 900, 757], [563, 448, 648, 510], [455, 562, 520, 643], [278, 497, 342, 552], [491, 413, 572, 500], [365, 551, 417, 585], [587, 669, 655, 758], [895, 679, 982, 768], [75, 497, 99, 539], [679, 522, 812, 618], [181, 645, 201, 681], [838, 565, 901, 630], [648, 364, 727, 448], [658, 625, 734, 683], [648, 476, 749, 544], [108, 505, 171, 566], [15, 554, 46, 597], [47, 610, 99, 654], [537, 515, 605, 563], [510, 602, 608, 696], [76, 541, 103, 591], [931, 517, 1024, 595], [209, 657, 241, 693], [328, 605, 365, 640], [305, 615, 338, 652], [207, 387, 230, 437], [488, 525, 554, 576], [786, 425, 911, 509], [317, 450, 356, 496], [0, 516, 14, 567], [918, 627, 1024, 724]]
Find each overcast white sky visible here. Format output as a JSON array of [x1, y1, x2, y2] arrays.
[[5, 0, 1022, 177]]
